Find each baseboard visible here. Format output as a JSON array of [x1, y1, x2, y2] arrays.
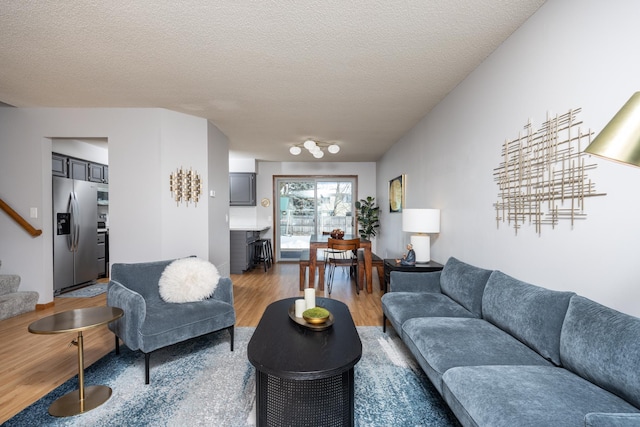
[[36, 301, 54, 310]]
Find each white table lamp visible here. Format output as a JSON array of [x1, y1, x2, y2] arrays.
[[402, 209, 440, 263]]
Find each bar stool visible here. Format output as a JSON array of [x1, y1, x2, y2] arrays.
[[253, 239, 273, 272]]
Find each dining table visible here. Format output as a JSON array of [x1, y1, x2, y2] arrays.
[[308, 234, 373, 293]]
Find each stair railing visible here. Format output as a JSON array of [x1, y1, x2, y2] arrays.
[[0, 198, 42, 237]]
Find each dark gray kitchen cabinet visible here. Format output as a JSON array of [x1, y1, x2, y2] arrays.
[[230, 173, 256, 206], [97, 232, 107, 277], [230, 230, 260, 273], [69, 158, 88, 180], [52, 153, 108, 183], [89, 163, 104, 182], [52, 154, 68, 177]]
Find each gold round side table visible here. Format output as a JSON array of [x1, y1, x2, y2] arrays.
[[28, 306, 123, 417]]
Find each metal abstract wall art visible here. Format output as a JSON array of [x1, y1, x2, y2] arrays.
[[494, 108, 605, 235], [169, 166, 202, 207]]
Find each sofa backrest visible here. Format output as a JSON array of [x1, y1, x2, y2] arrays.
[[560, 295, 640, 409], [440, 257, 493, 317], [111, 259, 174, 301], [482, 271, 574, 366]]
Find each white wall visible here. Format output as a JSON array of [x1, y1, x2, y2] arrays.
[[208, 121, 231, 276], [159, 110, 209, 260], [377, 0, 640, 316], [0, 108, 227, 303], [52, 139, 109, 165]]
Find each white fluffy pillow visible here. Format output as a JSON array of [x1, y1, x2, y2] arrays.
[[158, 258, 220, 303]]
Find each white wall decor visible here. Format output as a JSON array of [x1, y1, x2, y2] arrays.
[[494, 108, 606, 235]]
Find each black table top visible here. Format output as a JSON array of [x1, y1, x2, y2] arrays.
[[384, 259, 444, 270], [248, 297, 362, 381]]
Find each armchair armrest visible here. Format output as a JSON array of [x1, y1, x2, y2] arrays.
[[390, 270, 442, 293], [107, 280, 146, 350], [211, 277, 233, 306]]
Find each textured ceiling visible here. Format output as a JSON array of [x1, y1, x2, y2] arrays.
[[0, 1, 545, 162]]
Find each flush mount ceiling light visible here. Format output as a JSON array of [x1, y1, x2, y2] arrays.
[[289, 140, 341, 158]]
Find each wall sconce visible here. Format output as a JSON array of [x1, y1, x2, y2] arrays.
[[289, 139, 340, 159], [169, 167, 202, 206], [585, 92, 640, 167], [402, 208, 440, 263]]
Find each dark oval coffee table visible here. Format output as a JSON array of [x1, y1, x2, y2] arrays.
[[248, 297, 362, 427]]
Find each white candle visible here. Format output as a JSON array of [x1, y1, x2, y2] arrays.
[[304, 288, 316, 309], [295, 299, 306, 317]]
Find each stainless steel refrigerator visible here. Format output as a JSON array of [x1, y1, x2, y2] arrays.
[[53, 176, 98, 293]]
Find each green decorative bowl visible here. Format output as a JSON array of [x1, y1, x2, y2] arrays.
[[302, 307, 331, 324]]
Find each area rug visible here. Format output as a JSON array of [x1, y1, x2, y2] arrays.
[[57, 283, 107, 298], [6, 327, 460, 427]]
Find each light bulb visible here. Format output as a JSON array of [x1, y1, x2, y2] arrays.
[[303, 139, 316, 150], [309, 145, 321, 154], [328, 144, 340, 154], [289, 146, 302, 155], [313, 150, 324, 158]]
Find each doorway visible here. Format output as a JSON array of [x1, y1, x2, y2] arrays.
[[275, 176, 357, 260], [51, 138, 109, 292]]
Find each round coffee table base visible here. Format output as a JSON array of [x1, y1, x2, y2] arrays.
[[48, 385, 113, 417]]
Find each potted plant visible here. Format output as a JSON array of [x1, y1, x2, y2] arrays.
[[355, 196, 380, 240]]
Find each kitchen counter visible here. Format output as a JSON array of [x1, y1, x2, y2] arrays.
[[230, 227, 270, 274], [229, 226, 270, 232]]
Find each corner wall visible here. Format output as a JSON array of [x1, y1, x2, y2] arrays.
[[377, 0, 640, 316], [0, 108, 225, 303], [208, 121, 231, 276]]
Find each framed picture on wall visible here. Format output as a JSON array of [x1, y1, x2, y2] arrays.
[[389, 175, 405, 213]]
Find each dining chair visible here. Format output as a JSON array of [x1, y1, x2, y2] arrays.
[[321, 231, 348, 265], [325, 238, 360, 295]]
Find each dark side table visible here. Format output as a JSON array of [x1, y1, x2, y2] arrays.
[[383, 259, 444, 293], [248, 297, 362, 427]]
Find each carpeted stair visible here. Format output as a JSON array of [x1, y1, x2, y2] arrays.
[[0, 260, 39, 321]]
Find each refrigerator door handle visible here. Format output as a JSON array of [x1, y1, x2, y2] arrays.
[[69, 191, 81, 252], [66, 192, 74, 251], [74, 193, 81, 251]]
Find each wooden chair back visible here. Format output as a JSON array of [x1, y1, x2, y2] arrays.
[[327, 238, 360, 254]]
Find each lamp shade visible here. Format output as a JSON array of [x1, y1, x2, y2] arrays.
[[402, 209, 440, 233], [402, 209, 440, 263], [585, 92, 640, 167]]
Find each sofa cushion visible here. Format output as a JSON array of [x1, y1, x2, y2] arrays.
[[585, 413, 640, 427], [389, 270, 442, 293], [482, 270, 574, 365], [139, 297, 235, 352], [439, 257, 492, 317], [442, 365, 640, 427], [381, 292, 476, 339], [560, 295, 640, 409], [402, 317, 552, 394]]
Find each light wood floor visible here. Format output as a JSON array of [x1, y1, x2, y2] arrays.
[[0, 262, 384, 423]]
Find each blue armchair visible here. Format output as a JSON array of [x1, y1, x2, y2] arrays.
[[107, 259, 235, 384]]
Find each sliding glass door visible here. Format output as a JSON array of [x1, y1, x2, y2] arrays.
[[275, 176, 356, 261]]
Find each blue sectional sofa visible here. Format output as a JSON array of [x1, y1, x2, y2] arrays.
[[381, 257, 640, 427]]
